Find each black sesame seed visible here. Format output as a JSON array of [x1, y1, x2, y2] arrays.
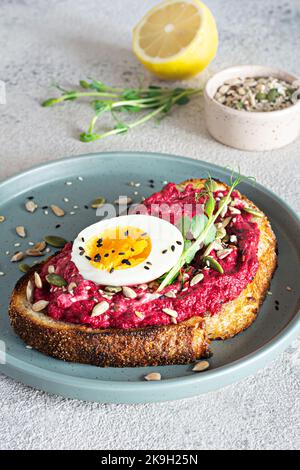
[[79, 246, 84, 251], [124, 230, 129, 237], [275, 306, 279, 311], [176, 241, 182, 245], [55, 224, 61, 229], [130, 248, 135, 252], [144, 266, 150, 270], [118, 252, 125, 255], [85, 255, 91, 261], [27, 196, 34, 200], [94, 254, 101, 262], [112, 250, 115, 253], [162, 249, 168, 254], [149, 184, 155, 188], [42, 206, 48, 210], [84, 205, 89, 210], [171, 245, 175, 252], [79, 252, 84, 256], [149, 179, 154, 184], [109, 267, 114, 273], [104, 253, 109, 258], [81, 237, 85, 242], [146, 261, 152, 265], [122, 259, 131, 266], [141, 232, 147, 236]]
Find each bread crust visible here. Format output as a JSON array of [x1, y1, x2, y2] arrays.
[[8, 178, 277, 366]]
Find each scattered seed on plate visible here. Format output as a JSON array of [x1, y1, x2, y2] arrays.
[[144, 372, 161, 381], [19, 263, 31, 273], [63, 197, 69, 203], [15, 225, 26, 238], [91, 197, 106, 209], [25, 200, 38, 213], [44, 235, 67, 248], [46, 273, 67, 287], [32, 300, 49, 312], [11, 251, 24, 262], [50, 204, 65, 217], [286, 286, 292, 292], [77, 176, 84, 181], [26, 249, 44, 257], [0, 216, 6, 223], [65, 181, 72, 186], [114, 196, 132, 205], [0, 272, 5, 276], [34, 241, 46, 252], [69, 211, 75, 215], [192, 361, 210, 372], [14, 242, 21, 247]]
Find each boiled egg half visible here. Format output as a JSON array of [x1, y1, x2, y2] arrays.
[[71, 214, 184, 286]]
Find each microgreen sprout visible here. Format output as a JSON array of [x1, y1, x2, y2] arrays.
[[42, 80, 202, 141]]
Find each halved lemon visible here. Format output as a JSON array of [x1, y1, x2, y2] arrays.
[[132, 0, 218, 80]]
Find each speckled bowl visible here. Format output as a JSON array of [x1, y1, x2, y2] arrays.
[[204, 65, 300, 151]]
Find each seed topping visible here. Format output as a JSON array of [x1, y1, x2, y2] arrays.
[[91, 301, 109, 317], [192, 361, 210, 372], [32, 300, 49, 312]]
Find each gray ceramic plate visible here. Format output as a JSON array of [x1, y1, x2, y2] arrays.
[[0, 152, 299, 403]]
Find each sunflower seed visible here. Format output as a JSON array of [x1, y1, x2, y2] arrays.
[[48, 265, 55, 274], [144, 373, 161, 381], [26, 249, 44, 257], [0, 216, 5, 223], [44, 235, 67, 248], [50, 205, 65, 217], [32, 300, 49, 312], [34, 271, 43, 288], [229, 207, 241, 215], [162, 308, 178, 318], [220, 204, 228, 218], [68, 282, 77, 293], [11, 251, 24, 262], [192, 361, 210, 372], [34, 241, 46, 252], [15, 226, 26, 238], [46, 273, 67, 287], [26, 280, 33, 302], [190, 273, 204, 286], [25, 200, 37, 213], [105, 286, 122, 293], [164, 291, 177, 298], [203, 242, 217, 257], [122, 286, 137, 299], [134, 310, 143, 319], [19, 263, 31, 273], [217, 248, 233, 260], [91, 301, 109, 317]]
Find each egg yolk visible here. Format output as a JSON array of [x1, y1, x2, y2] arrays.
[[85, 226, 152, 272]]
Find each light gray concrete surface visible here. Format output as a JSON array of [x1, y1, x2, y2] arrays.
[[0, 0, 299, 450]]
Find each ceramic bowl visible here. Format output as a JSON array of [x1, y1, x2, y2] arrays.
[[204, 65, 300, 151]]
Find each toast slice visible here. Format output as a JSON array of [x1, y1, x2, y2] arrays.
[[8, 179, 277, 367]]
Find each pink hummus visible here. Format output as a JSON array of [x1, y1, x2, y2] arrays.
[[34, 183, 260, 329]]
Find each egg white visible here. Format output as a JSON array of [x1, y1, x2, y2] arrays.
[[71, 214, 184, 286]]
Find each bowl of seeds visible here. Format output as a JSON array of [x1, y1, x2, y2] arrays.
[[204, 65, 300, 151]]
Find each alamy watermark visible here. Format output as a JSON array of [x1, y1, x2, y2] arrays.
[[0, 80, 6, 105]]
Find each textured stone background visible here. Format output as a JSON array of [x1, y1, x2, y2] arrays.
[[0, 0, 299, 450]]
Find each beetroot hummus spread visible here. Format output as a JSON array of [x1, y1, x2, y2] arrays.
[[34, 183, 260, 329]]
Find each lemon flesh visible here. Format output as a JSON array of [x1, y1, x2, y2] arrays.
[[133, 0, 218, 80]]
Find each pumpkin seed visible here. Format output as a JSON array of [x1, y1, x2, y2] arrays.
[[50, 204, 65, 217], [243, 207, 264, 218], [46, 273, 67, 287], [44, 235, 68, 248], [144, 372, 161, 381], [122, 286, 137, 299], [91, 197, 106, 209], [91, 301, 109, 317], [25, 200, 37, 213], [202, 256, 224, 274], [11, 251, 24, 262], [0, 216, 5, 223], [26, 249, 44, 257], [19, 263, 31, 273], [190, 273, 204, 286], [105, 286, 122, 294], [15, 226, 26, 238], [192, 361, 210, 372], [162, 308, 178, 318], [34, 271, 43, 288], [26, 280, 33, 302], [32, 300, 49, 312]]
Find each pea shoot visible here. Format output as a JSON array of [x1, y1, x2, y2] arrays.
[[42, 80, 202, 142]]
